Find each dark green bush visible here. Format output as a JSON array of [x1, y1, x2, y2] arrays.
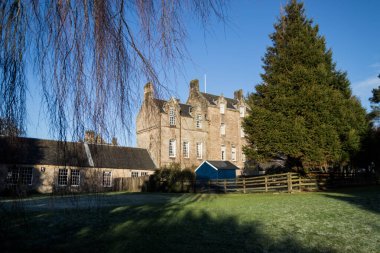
[[148, 164, 195, 192]]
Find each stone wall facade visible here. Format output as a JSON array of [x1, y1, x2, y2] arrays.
[[0, 164, 154, 194], [136, 80, 247, 174]]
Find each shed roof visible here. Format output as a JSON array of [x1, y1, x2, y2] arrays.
[[0, 136, 156, 170], [206, 160, 240, 170], [195, 160, 239, 172]]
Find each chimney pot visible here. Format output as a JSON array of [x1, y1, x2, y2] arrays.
[[234, 89, 243, 101], [84, 130, 95, 143], [144, 82, 154, 100], [190, 79, 199, 92]]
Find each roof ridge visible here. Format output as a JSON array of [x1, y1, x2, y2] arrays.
[[86, 144, 149, 150], [153, 98, 191, 107], [0, 135, 82, 145], [200, 92, 236, 101], [0, 136, 144, 150]]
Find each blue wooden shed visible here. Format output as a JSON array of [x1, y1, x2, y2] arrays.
[[195, 160, 238, 180]]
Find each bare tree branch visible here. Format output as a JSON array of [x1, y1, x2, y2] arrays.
[[0, 0, 228, 141]]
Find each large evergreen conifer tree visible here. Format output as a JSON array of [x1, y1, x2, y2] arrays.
[[243, 0, 368, 170]]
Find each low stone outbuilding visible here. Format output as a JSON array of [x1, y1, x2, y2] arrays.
[[195, 160, 238, 180], [0, 136, 156, 193]]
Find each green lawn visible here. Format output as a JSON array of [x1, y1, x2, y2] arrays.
[[1, 186, 379, 253]]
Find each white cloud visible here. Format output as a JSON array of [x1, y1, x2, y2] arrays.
[[370, 62, 380, 68], [353, 76, 380, 90], [352, 76, 380, 111]]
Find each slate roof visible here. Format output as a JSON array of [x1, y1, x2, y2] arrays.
[[206, 160, 239, 170], [88, 144, 156, 169], [0, 136, 156, 170], [153, 91, 239, 116], [153, 98, 192, 117], [0, 136, 89, 167], [200, 92, 238, 110]]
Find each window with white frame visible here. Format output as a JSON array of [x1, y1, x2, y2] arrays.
[[141, 172, 148, 176], [183, 141, 189, 158], [241, 128, 245, 138], [6, 167, 18, 185], [231, 146, 236, 161], [131, 171, 139, 178], [103, 171, 112, 187], [58, 168, 68, 186], [221, 146, 226, 161], [220, 103, 225, 114], [169, 107, 176, 126], [6, 167, 33, 185], [240, 106, 245, 117], [70, 169, 80, 186], [220, 123, 226, 135], [20, 168, 33, 185], [196, 142, 202, 159], [169, 139, 176, 157], [196, 114, 202, 128]]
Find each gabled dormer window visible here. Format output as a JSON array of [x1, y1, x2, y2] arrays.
[[169, 107, 176, 126]]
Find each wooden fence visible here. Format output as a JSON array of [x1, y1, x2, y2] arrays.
[[197, 172, 378, 193], [197, 173, 316, 193], [306, 172, 378, 189], [112, 172, 377, 193], [113, 176, 149, 192]]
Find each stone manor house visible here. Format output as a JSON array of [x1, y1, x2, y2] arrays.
[[137, 79, 248, 175]]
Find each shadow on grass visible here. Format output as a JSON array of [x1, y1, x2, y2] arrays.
[[322, 185, 380, 214], [0, 193, 337, 253]]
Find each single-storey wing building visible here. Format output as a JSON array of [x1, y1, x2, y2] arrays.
[[195, 160, 238, 180], [0, 136, 156, 194]]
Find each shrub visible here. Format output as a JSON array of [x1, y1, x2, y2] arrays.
[[148, 164, 195, 192]]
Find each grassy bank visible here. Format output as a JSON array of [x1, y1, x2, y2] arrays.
[[1, 186, 379, 252]]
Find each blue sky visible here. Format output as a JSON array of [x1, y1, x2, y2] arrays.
[[26, 0, 380, 144]]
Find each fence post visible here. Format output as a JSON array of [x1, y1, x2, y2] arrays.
[[208, 180, 211, 193], [298, 176, 302, 192], [287, 173, 292, 193], [243, 178, 246, 194], [265, 176, 268, 192], [224, 180, 227, 193]]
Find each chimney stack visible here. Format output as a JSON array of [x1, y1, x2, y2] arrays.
[[144, 82, 154, 101], [111, 137, 118, 146], [190, 79, 200, 93], [84, 130, 95, 144], [234, 89, 243, 101]]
